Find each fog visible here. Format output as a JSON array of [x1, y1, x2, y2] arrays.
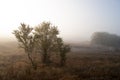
[[0, 0, 120, 43], [1, 1, 120, 80]]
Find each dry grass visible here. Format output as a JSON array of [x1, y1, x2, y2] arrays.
[[0, 48, 120, 80]]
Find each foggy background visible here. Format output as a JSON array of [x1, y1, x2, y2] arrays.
[[0, 0, 120, 42]]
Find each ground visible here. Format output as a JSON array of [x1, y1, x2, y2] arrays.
[[0, 42, 120, 80]]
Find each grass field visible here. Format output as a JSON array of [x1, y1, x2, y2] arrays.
[[0, 42, 120, 80]]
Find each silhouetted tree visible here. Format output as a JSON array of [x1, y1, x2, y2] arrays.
[[34, 22, 59, 65], [13, 23, 37, 70], [57, 38, 71, 66]]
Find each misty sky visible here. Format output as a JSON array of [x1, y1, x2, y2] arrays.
[[0, 0, 120, 42]]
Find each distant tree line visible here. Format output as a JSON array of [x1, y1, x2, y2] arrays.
[[13, 22, 70, 70], [91, 32, 120, 50]]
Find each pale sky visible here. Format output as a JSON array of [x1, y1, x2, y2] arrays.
[[0, 0, 120, 42]]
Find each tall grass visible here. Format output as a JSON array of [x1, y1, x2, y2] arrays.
[[0, 51, 120, 80]]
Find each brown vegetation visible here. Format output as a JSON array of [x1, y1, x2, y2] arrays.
[[0, 23, 120, 80], [0, 48, 120, 80]]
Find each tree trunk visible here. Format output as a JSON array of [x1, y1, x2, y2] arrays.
[[27, 52, 37, 70], [42, 49, 51, 65], [60, 57, 65, 67], [43, 52, 47, 63], [60, 53, 66, 67]]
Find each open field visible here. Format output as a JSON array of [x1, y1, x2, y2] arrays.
[[0, 42, 120, 80]]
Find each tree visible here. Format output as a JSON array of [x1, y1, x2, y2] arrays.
[[91, 32, 120, 50], [57, 38, 71, 66], [34, 22, 59, 65], [13, 22, 71, 67], [13, 23, 37, 70]]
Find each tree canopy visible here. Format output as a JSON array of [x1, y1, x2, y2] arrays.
[[13, 22, 71, 68], [91, 32, 120, 48]]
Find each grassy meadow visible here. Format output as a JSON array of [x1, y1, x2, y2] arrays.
[[0, 42, 120, 80]]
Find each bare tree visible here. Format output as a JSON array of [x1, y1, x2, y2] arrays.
[[13, 23, 37, 70]]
